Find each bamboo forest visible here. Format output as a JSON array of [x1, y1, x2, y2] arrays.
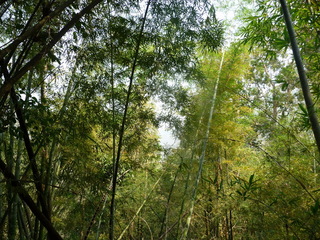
[[1, 0, 320, 239]]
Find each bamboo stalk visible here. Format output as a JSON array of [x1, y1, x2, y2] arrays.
[[279, 0, 320, 155], [109, 1, 151, 239], [117, 174, 163, 240], [181, 51, 225, 239]]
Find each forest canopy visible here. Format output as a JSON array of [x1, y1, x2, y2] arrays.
[[0, 0, 320, 239]]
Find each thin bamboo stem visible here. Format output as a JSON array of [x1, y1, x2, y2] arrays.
[[109, 1, 151, 239], [117, 174, 163, 240], [181, 51, 225, 239]]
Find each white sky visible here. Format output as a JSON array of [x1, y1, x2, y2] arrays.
[[159, 124, 180, 147]]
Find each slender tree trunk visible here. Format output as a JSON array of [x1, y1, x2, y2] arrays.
[[109, 1, 151, 239], [95, 4, 115, 237], [95, 192, 109, 240], [34, 200, 41, 240], [12, 139, 23, 237], [7, 106, 16, 240], [225, 210, 229, 239], [176, 103, 207, 238], [17, 206, 24, 239], [279, 0, 320, 154], [228, 210, 233, 240], [39, 69, 50, 240], [22, 201, 33, 238], [83, 192, 109, 240], [176, 157, 191, 239], [0, 157, 63, 239], [181, 51, 225, 239], [117, 175, 163, 240], [159, 162, 181, 238]]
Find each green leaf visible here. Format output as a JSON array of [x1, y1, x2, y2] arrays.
[[298, 104, 308, 116], [310, 200, 320, 215]]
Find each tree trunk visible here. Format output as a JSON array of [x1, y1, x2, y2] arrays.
[[228, 210, 233, 240], [159, 162, 181, 238], [0, 157, 63, 239], [181, 51, 225, 239], [279, 0, 320, 154], [109, 1, 151, 239], [7, 108, 16, 240]]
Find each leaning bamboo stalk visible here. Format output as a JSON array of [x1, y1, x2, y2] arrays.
[[181, 51, 225, 239], [279, 0, 320, 154], [117, 174, 164, 240], [0, 0, 104, 100], [176, 108, 207, 238], [0, 158, 63, 239], [158, 160, 182, 238]]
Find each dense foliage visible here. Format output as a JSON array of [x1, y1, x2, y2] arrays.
[[0, 0, 320, 239]]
